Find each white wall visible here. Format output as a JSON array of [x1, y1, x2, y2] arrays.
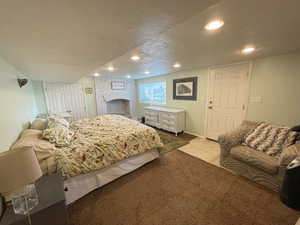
[[0, 57, 37, 151], [136, 52, 300, 137], [247, 53, 300, 126], [32, 77, 98, 118]]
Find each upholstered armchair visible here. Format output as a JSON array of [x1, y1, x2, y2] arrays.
[[219, 120, 300, 192]]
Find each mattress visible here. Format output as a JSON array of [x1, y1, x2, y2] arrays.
[[64, 149, 159, 204]]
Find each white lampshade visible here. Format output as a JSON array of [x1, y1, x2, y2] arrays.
[[0, 147, 42, 194]]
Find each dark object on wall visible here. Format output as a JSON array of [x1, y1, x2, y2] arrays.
[[17, 79, 28, 88], [0, 194, 6, 222], [290, 125, 300, 142], [85, 87, 93, 94], [141, 116, 145, 124], [280, 158, 300, 210], [173, 77, 197, 100], [291, 125, 300, 132]]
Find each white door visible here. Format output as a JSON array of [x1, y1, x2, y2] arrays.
[[44, 82, 88, 120], [206, 63, 250, 140]]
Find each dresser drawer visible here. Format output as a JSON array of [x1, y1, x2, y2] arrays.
[[160, 112, 176, 120], [145, 115, 158, 122], [160, 118, 176, 126], [146, 121, 158, 127], [161, 124, 176, 133], [145, 110, 158, 116]]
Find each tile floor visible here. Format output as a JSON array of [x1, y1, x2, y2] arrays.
[[178, 137, 221, 167]]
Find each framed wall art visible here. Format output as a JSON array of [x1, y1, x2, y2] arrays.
[[111, 81, 126, 90], [173, 77, 198, 100]]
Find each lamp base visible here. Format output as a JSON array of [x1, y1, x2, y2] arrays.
[[11, 184, 39, 215]]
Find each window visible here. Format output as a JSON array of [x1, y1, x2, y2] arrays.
[[139, 81, 166, 104]]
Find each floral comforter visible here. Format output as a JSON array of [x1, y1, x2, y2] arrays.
[[54, 115, 163, 179]]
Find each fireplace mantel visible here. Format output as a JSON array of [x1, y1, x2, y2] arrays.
[[95, 77, 136, 118]]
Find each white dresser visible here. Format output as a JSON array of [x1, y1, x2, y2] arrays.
[[144, 106, 185, 136]]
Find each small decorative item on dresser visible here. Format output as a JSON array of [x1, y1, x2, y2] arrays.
[[173, 77, 198, 100]]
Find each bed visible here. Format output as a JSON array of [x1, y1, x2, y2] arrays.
[[11, 115, 163, 204]]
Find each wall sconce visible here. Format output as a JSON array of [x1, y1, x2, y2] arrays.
[[17, 79, 28, 88]]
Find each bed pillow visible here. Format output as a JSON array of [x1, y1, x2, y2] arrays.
[[243, 122, 298, 157], [47, 116, 69, 129], [43, 126, 74, 147], [10, 129, 56, 162], [31, 119, 48, 130]]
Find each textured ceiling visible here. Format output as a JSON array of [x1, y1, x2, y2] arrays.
[[0, 0, 220, 82], [103, 0, 300, 79], [0, 0, 300, 81]]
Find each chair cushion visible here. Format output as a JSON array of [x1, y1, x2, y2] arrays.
[[231, 145, 279, 175]]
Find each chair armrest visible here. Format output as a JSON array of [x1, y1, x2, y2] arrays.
[[218, 120, 259, 158], [219, 130, 245, 158], [280, 144, 300, 167]]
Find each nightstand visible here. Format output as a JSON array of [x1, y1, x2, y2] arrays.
[[1, 174, 69, 225]]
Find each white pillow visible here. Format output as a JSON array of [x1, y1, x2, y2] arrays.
[[47, 116, 69, 129], [43, 126, 74, 147], [31, 119, 48, 130]]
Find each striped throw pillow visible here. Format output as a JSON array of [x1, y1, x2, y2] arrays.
[[243, 123, 298, 157]]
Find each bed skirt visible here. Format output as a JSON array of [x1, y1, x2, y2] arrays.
[[64, 149, 160, 204]]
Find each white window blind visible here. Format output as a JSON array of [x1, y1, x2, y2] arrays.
[[138, 81, 166, 104]]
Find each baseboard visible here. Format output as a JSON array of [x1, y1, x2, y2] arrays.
[[184, 131, 206, 139]]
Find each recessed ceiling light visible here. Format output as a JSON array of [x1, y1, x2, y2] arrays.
[[131, 55, 140, 61], [205, 20, 224, 31], [145, 70, 150, 74], [126, 75, 131, 79], [173, 63, 181, 68], [242, 46, 256, 54], [107, 66, 115, 71], [93, 72, 100, 77]]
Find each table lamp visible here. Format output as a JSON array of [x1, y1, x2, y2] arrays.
[[0, 147, 42, 225]]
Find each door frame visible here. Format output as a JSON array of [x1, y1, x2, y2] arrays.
[[204, 61, 253, 138]]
